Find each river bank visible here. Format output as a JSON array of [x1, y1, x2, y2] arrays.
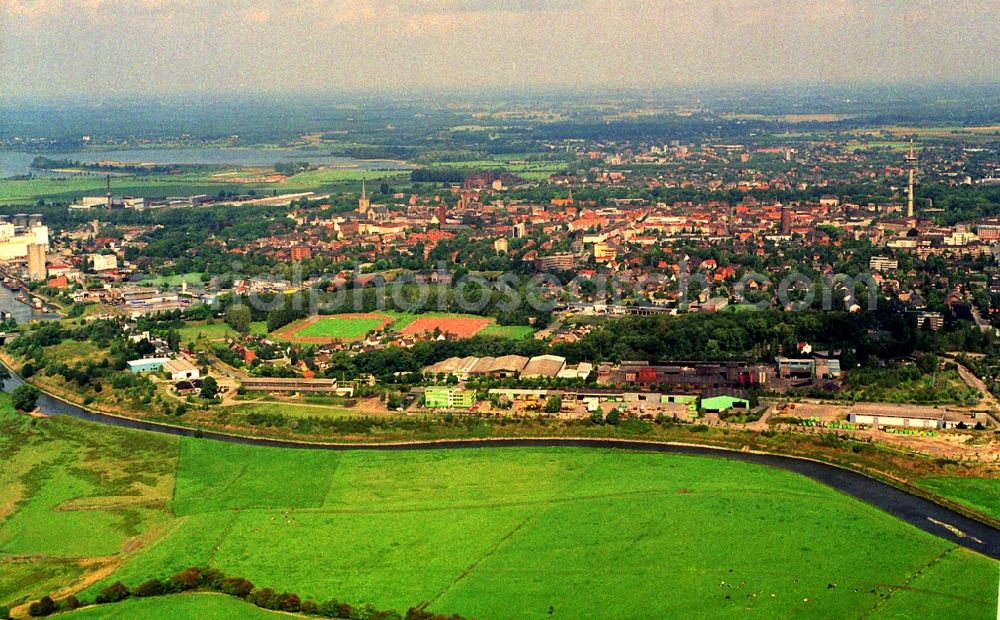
[[2, 359, 998, 560]]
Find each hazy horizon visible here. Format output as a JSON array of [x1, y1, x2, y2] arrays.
[[3, 1, 1000, 99]]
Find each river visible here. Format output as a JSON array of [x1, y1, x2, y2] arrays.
[[0, 284, 59, 323], [0, 147, 409, 178], [1, 367, 997, 560]]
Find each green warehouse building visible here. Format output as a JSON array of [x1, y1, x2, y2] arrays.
[[700, 393, 750, 413], [424, 386, 476, 409]]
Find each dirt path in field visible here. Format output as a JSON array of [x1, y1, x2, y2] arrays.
[[6, 516, 183, 617], [945, 356, 1000, 423], [10, 557, 120, 617]]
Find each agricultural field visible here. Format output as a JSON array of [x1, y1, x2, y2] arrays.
[[915, 477, 1000, 521], [1, 397, 997, 619], [0, 172, 243, 206], [279, 167, 408, 188], [0, 166, 410, 206]]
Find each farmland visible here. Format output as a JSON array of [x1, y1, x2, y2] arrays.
[[0, 165, 410, 206], [1, 397, 997, 619]]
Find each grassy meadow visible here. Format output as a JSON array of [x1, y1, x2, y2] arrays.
[[62, 593, 286, 619], [915, 477, 1000, 521], [0, 166, 411, 206], [177, 320, 267, 344], [0, 395, 997, 619]]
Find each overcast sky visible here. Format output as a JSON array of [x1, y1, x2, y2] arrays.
[[2, 0, 999, 98]]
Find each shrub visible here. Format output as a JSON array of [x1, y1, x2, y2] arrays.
[[276, 592, 301, 612], [95, 581, 130, 604], [249, 588, 279, 610], [61, 596, 80, 611], [134, 578, 165, 597], [0, 605, 10, 619], [318, 599, 343, 617], [11, 384, 40, 412], [169, 567, 202, 591], [219, 577, 255, 598], [28, 596, 56, 617], [198, 567, 225, 589]]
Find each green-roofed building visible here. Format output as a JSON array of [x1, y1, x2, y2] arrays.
[[424, 386, 476, 409], [700, 394, 750, 413]]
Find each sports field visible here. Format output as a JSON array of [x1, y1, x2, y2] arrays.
[[1, 397, 997, 619], [272, 312, 534, 343], [399, 315, 492, 338], [273, 313, 393, 343]]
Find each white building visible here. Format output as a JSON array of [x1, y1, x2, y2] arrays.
[[89, 253, 119, 272], [0, 223, 48, 260], [847, 404, 965, 429], [163, 358, 200, 381], [869, 256, 898, 271]]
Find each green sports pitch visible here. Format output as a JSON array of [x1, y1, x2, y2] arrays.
[[278, 314, 392, 342]]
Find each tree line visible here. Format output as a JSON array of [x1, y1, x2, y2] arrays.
[[21, 566, 467, 620]]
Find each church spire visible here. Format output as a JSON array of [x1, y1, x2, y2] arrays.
[[358, 178, 371, 215]]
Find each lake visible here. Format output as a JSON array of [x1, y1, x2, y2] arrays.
[[0, 147, 408, 178]]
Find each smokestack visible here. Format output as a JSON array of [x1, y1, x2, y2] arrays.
[[780, 204, 792, 236], [106, 174, 112, 210], [905, 140, 917, 219]]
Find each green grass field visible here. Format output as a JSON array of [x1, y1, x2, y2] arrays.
[[0, 167, 411, 206], [273, 312, 534, 342], [915, 477, 1000, 521], [178, 321, 267, 343], [1, 395, 998, 619], [63, 592, 287, 619], [138, 272, 205, 287], [478, 324, 536, 339], [294, 316, 387, 340], [216, 402, 364, 420]]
